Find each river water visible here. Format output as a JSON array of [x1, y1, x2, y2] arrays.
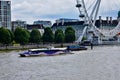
[[0, 46, 120, 80]]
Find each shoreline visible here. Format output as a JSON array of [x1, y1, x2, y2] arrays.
[[1, 43, 120, 51], [0, 43, 76, 51]]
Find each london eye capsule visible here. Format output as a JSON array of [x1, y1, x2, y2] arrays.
[[79, 14, 85, 18], [76, 4, 82, 7], [84, 23, 89, 26]]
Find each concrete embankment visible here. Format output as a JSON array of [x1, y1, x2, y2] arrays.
[[0, 43, 76, 50]]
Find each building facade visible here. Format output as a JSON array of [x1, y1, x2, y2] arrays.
[[95, 16, 118, 30], [0, 1, 11, 29], [33, 20, 52, 28], [56, 18, 79, 25], [12, 20, 27, 31], [52, 17, 118, 40], [52, 21, 85, 40], [27, 24, 44, 35]]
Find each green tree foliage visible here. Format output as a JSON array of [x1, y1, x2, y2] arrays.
[[55, 29, 64, 43], [42, 27, 54, 43], [82, 37, 87, 41], [65, 27, 76, 43], [24, 29, 30, 41], [21, 29, 30, 45], [7, 29, 14, 43], [14, 27, 22, 44], [30, 29, 41, 44], [0, 27, 11, 45], [25, 29, 30, 37], [14, 27, 30, 45]]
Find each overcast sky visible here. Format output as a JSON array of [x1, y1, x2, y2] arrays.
[[10, 0, 120, 24], [11, 0, 78, 24]]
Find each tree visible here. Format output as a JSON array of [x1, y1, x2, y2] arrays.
[[24, 29, 30, 42], [14, 27, 29, 45], [0, 27, 11, 48], [65, 27, 76, 43], [30, 29, 41, 44], [65, 27, 75, 34], [21, 29, 30, 45], [25, 29, 30, 37], [42, 27, 54, 43], [55, 29, 64, 43], [82, 37, 87, 41], [14, 27, 23, 44], [7, 29, 14, 43], [55, 33, 64, 43]]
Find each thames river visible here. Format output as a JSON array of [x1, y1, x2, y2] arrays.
[[0, 46, 120, 80]]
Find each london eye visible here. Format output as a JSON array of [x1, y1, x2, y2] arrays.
[[76, 0, 120, 44]]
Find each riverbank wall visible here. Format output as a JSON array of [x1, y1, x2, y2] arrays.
[[0, 43, 77, 51]]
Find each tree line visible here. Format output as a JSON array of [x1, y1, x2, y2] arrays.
[[0, 27, 76, 46]]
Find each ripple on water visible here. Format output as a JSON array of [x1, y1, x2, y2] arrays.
[[0, 46, 120, 80]]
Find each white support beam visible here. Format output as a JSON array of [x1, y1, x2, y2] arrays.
[[93, 0, 101, 25]]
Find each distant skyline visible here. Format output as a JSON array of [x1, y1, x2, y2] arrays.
[[10, 0, 120, 24]]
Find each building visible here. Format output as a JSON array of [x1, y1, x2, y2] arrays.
[[33, 20, 52, 28], [12, 20, 27, 31], [52, 17, 119, 40], [0, 1, 11, 30], [95, 16, 118, 30], [56, 18, 79, 25], [52, 21, 85, 39], [27, 24, 44, 35], [56, 18, 79, 23]]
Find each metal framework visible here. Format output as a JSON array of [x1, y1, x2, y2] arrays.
[[76, 0, 120, 43]]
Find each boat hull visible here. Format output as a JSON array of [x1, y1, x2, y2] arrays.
[[67, 45, 87, 51], [19, 48, 70, 57]]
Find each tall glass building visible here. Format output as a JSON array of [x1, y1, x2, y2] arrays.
[[0, 1, 11, 30]]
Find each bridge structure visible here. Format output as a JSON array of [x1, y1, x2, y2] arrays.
[[75, 0, 120, 44]]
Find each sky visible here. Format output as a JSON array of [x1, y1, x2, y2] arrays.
[[11, 0, 78, 24], [10, 0, 120, 24]]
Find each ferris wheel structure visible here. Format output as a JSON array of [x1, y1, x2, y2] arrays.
[[76, 0, 120, 44]]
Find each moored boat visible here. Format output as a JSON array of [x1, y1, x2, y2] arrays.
[[67, 45, 87, 51]]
